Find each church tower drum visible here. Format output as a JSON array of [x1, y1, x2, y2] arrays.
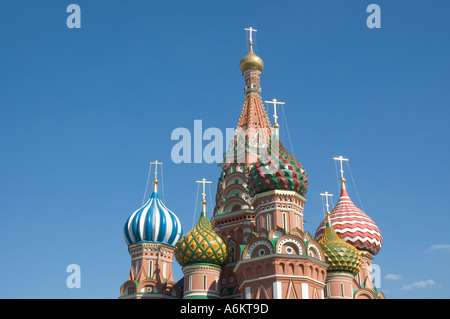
[[175, 179, 229, 299], [120, 162, 183, 299]]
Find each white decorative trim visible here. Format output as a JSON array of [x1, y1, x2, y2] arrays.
[[273, 282, 282, 299], [245, 286, 251, 299], [301, 283, 309, 299], [131, 256, 174, 263], [255, 206, 303, 217], [277, 238, 303, 255], [239, 274, 325, 290], [252, 189, 306, 203], [183, 291, 221, 298], [246, 240, 274, 259], [307, 243, 322, 260]]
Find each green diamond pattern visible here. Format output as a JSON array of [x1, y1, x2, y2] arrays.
[[175, 216, 229, 267], [319, 221, 362, 275]]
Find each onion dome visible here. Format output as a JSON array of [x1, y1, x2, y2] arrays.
[[239, 42, 264, 74], [247, 136, 308, 196], [123, 179, 183, 247], [175, 199, 229, 267], [318, 213, 362, 275], [315, 179, 383, 256]]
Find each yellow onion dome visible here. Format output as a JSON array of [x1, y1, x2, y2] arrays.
[[318, 214, 362, 275], [239, 42, 264, 74], [175, 200, 229, 268]]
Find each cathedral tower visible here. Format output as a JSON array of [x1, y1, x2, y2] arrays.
[[175, 179, 230, 299], [211, 31, 273, 298], [317, 192, 362, 299], [233, 128, 327, 299], [315, 157, 384, 299], [120, 163, 183, 299]]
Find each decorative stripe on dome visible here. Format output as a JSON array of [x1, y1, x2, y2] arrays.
[[123, 190, 183, 247], [314, 181, 382, 256]]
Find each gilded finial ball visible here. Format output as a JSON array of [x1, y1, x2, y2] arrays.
[[239, 42, 264, 74]]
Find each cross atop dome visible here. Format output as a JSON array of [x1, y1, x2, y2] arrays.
[[320, 191, 333, 213], [150, 160, 163, 177], [265, 98, 285, 130], [150, 160, 163, 192], [196, 178, 212, 216], [245, 26, 258, 44], [333, 155, 349, 184], [196, 178, 212, 201]]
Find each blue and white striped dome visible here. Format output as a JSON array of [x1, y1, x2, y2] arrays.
[[123, 181, 183, 246]]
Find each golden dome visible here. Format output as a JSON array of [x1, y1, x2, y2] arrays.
[[239, 42, 264, 74], [174, 200, 229, 268], [318, 214, 362, 275]]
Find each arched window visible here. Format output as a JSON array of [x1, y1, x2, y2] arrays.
[[162, 262, 167, 279], [282, 212, 287, 230], [148, 260, 153, 278], [230, 246, 235, 263], [135, 260, 140, 277]]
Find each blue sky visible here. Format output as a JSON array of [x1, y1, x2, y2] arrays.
[[0, 0, 449, 299]]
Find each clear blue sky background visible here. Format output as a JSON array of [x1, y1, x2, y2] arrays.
[[0, 0, 449, 299]]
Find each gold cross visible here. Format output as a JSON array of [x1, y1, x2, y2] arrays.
[[150, 160, 163, 179], [265, 98, 285, 125], [333, 155, 349, 180], [320, 191, 333, 213], [244, 26, 258, 43], [196, 178, 212, 201]]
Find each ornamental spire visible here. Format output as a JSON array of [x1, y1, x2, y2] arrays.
[[234, 27, 271, 158]]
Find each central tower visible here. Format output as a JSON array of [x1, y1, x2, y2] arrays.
[[211, 28, 319, 299], [211, 29, 272, 298]]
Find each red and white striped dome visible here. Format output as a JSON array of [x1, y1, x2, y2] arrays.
[[314, 180, 382, 256]]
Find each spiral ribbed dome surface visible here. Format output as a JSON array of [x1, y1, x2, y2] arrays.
[[123, 183, 183, 247]]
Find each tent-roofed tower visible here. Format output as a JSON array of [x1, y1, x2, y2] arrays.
[[211, 27, 273, 298], [212, 27, 272, 236]]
